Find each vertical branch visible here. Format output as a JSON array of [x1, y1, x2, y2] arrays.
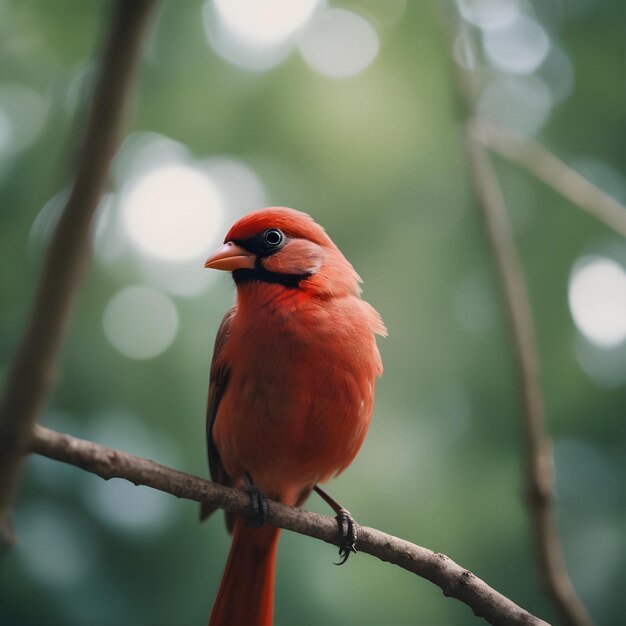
[[437, 5, 595, 622], [0, 0, 158, 544], [465, 121, 592, 626]]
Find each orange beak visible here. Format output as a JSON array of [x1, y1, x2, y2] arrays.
[[204, 241, 256, 271]]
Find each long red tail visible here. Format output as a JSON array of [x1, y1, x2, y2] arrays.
[[209, 518, 281, 626]]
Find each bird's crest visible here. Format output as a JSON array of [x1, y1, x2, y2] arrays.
[[225, 207, 333, 248]]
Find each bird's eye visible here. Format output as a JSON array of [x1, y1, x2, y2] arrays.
[[263, 229, 283, 247]]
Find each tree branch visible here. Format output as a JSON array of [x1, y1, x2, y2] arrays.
[[475, 119, 626, 238], [465, 120, 593, 626], [0, 0, 158, 542], [29, 425, 550, 626]]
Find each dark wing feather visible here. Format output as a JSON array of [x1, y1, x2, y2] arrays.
[[199, 307, 235, 526]]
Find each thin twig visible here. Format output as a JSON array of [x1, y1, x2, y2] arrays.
[[0, 0, 158, 544], [475, 119, 626, 238], [465, 120, 593, 626], [29, 425, 550, 626]]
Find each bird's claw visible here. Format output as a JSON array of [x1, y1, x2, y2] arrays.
[[333, 508, 358, 566], [244, 483, 268, 527]]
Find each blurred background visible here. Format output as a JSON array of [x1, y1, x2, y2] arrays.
[[0, 0, 624, 624]]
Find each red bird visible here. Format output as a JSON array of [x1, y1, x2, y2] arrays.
[[202, 207, 385, 625]]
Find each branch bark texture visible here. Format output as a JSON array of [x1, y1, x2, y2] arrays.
[[0, 0, 158, 536], [30, 425, 550, 626], [466, 121, 592, 626]]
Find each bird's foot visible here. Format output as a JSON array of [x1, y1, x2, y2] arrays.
[[244, 483, 268, 528], [313, 485, 359, 565], [333, 508, 358, 566]]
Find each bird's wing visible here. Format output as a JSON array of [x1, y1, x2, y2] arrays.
[[200, 307, 235, 525]]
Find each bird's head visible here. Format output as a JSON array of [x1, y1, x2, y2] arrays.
[[204, 207, 361, 297]]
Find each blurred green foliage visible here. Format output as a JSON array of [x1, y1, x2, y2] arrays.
[[0, 1, 624, 624]]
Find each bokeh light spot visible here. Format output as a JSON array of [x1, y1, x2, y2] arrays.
[[457, 0, 519, 32], [115, 131, 189, 183], [214, 0, 319, 47], [482, 14, 550, 75], [30, 190, 122, 265], [134, 157, 268, 298], [135, 257, 215, 298], [204, 0, 320, 71], [111, 132, 270, 297], [453, 29, 478, 71], [298, 9, 379, 79], [93, 193, 127, 265], [478, 75, 552, 136], [103, 286, 179, 360], [568, 257, 626, 348], [16, 501, 96, 588], [539, 45, 575, 105], [120, 164, 223, 261], [201, 157, 268, 217], [575, 335, 626, 389], [65, 62, 94, 117], [28, 188, 68, 258], [84, 478, 176, 532], [80, 410, 179, 533]]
